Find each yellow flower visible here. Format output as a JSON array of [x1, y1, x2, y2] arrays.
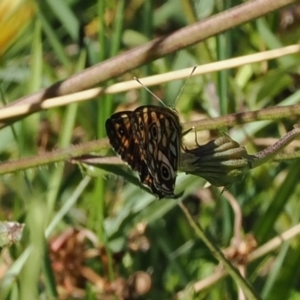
[[0, 0, 36, 56]]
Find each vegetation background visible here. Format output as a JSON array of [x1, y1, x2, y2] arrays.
[[0, 0, 300, 299]]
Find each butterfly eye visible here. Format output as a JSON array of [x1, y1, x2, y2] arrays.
[[161, 164, 171, 180], [118, 127, 125, 135]]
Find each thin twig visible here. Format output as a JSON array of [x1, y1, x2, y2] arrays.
[[0, 119, 300, 175], [250, 125, 300, 168], [179, 202, 260, 300], [189, 223, 300, 293], [1, 0, 296, 127], [0, 139, 109, 175], [184, 104, 300, 132], [222, 190, 243, 242], [0, 45, 299, 121]]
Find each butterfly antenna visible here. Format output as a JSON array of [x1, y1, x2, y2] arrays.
[[134, 77, 167, 107], [174, 65, 197, 107]]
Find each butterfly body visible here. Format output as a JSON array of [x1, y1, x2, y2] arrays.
[[105, 105, 182, 199]]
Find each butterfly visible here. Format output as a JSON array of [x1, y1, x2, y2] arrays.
[[105, 105, 182, 199]]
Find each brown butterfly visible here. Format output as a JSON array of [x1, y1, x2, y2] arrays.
[[105, 105, 182, 199]]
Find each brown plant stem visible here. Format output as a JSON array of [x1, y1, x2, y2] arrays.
[[190, 223, 300, 293], [222, 190, 243, 242], [0, 112, 300, 175], [183, 103, 300, 132], [0, 45, 298, 122], [179, 202, 260, 300], [1, 0, 296, 128], [250, 125, 300, 168], [0, 139, 109, 175]]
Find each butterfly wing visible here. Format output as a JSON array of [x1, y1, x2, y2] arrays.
[[106, 110, 167, 198], [138, 160, 166, 199], [105, 111, 141, 172], [132, 105, 182, 196]]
